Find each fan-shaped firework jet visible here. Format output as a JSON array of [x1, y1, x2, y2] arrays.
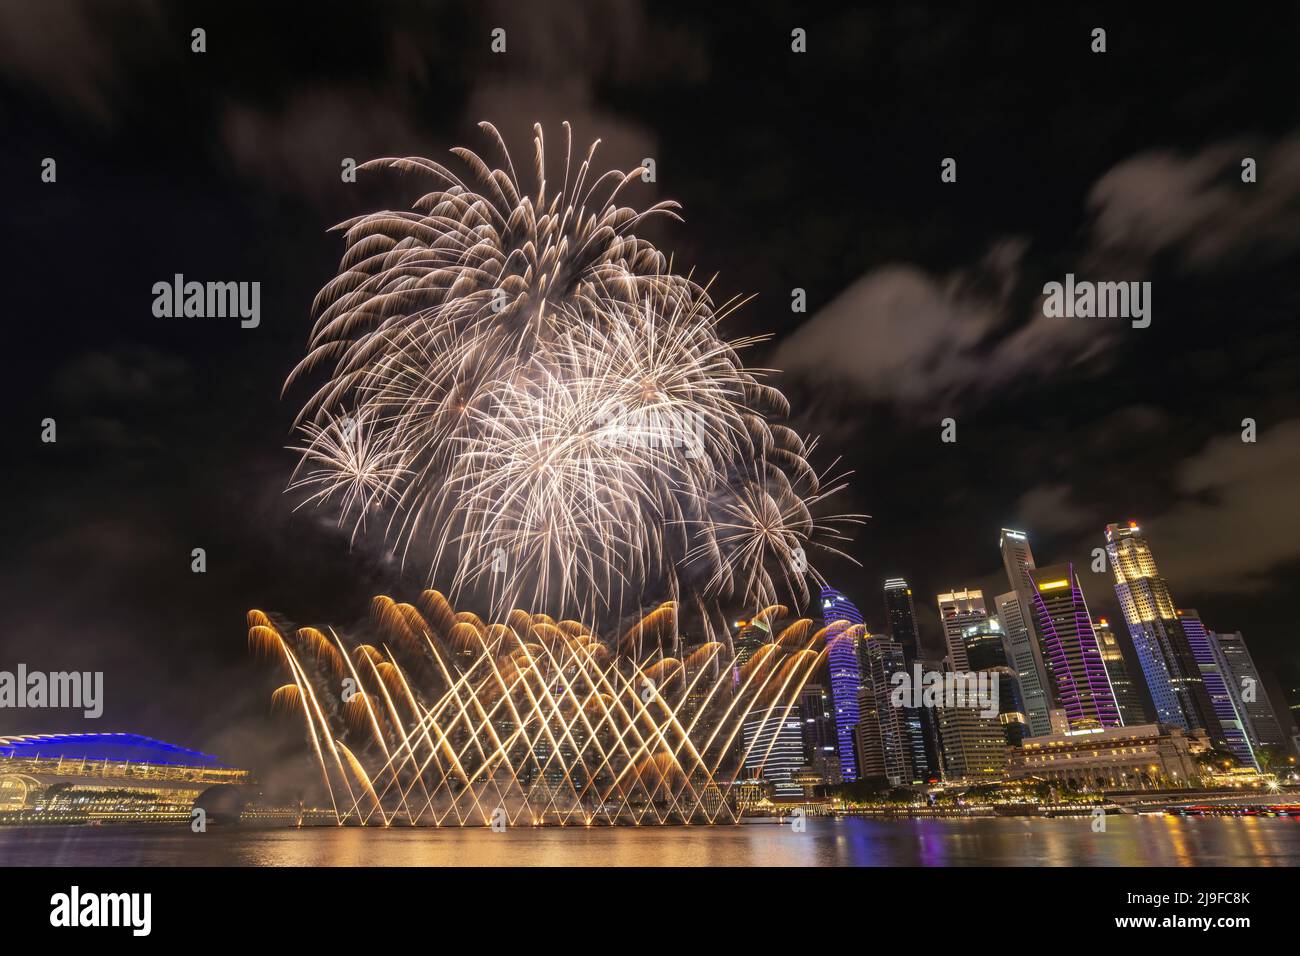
[[285, 122, 860, 630], [248, 594, 836, 825]]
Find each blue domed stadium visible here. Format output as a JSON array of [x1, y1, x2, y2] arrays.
[[0, 732, 226, 767], [0, 733, 249, 822]]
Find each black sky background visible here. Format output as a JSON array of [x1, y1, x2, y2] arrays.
[[3, 2, 1300, 788]]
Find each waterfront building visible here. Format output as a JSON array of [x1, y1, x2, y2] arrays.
[[1105, 522, 1206, 731], [1026, 564, 1122, 731], [798, 683, 840, 783], [740, 711, 807, 798], [962, 618, 1029, 746], [1008, 723, 1201, 791], [997, 530, 1054, 736], [1177, 610, 1257, 769], [822, 587, 866, 782], [858, 635, 912, 787], [883, 576, 936, 782], [1213, 630, 1289, 754], [0, 733, 250, 822], [933, 594, 1007, 781], [1093, 617, 1148, 726], [883, 577, 921, 661]]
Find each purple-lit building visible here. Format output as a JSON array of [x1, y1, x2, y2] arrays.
[[1027, 564, 1122, 731], [821, 587, 865, 782]]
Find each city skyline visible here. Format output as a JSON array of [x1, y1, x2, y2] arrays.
[[2, 3, 1300, 816]]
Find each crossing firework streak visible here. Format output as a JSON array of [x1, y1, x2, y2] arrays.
[[248, 593, 840, 825], [284, 122, 862, 628]]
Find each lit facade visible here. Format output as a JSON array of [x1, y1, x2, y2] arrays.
[[997, 530, 1054, 737], [1213, 630, 1289, 753], [858, 635, 912, 786], [1105, 523, 1234, 753], [0, 733, 248, 822], [1027, 564, 1122, 731], [1177, 610, 1257, 768], [822, 586, 866, 782], [962, 618, 1029, 746], [883, 576, 936, 783], [741, 711, 807, 797], [1008, 723, 1201, 791], [935, 590, 1007, 781], [798, 682, 838, 779], [1093, 617, 1148, 726], [883, 577, 920, 661]]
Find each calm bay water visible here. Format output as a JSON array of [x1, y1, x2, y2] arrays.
[[4, 816, 1300, 866]]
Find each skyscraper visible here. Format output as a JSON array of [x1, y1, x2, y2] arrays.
[[821, 587, 865, 782], [997, 530, 1054, 737], [913, 656, 948, 782], [1105, 523, 1217, 736], [859, 635, 913, 786], [963, 617, 1029, 746], [1177, 610, 1257, 768], [883, 577, 921, 661], [995, 592, 1053, 739], [1094, 617, 1147, 726], [1213, 630, 1289, 754], [883, 576, 935, 782], [1026, 564, 1122, 731], [935, 589, 1007, 781], [741, 710, 807, 797], [798, 683, 840, 783], [937, 587, 988, 671], [733, 616, 768, 667]]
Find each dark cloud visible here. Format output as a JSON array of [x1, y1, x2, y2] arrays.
[[221, 90, 441, 204], [1014, 484, 1096, 536], [1087, 134, 1300, 271], [53, 347, 189, 406], [772, 239, 1114, 416], [776, 129, 1300, 419], [1148, 419, 1300, 594], [0, 0, 165, 123]]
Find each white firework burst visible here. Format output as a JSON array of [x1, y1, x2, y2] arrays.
[[285, 121, 862, 626]]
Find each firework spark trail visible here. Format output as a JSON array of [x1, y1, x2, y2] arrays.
[[248, 594, 828, 825], [285, 122, 862, 626]]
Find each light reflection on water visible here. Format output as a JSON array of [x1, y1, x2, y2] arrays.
[[4, 816, 1300, 867]]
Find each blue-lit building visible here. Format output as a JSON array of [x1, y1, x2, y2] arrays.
[[0, 733, 248, 821], [821, 587, 866, 782], [0, 732, 228, 766], [1177, 612, 1258, 769]]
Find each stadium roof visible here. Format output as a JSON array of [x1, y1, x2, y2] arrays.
[[0, 733, 227, 767]]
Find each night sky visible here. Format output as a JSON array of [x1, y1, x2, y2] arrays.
[[4, 2, 1300, 785]]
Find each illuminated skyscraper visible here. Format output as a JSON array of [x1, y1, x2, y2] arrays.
[[996, 530, 1054, 736], [1093, 617, 1147, 726], [935, 589, 1007, 781], [798, 683, 840, 784], [963, 617, 1029, 746], [1177, 610, 1257, 768], [741, 710, 808, 797], [858, 635, 913, 786], [1105, 523, 1215, 736], [821, 587, 865, 782], [883, 576, 936, 782], [1213, 630, 1289, 753], [733, 616, 768, 667], [937, 587, 988, 670], [1027, 564, 1122, 731], [883, 577, 921, 660]]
